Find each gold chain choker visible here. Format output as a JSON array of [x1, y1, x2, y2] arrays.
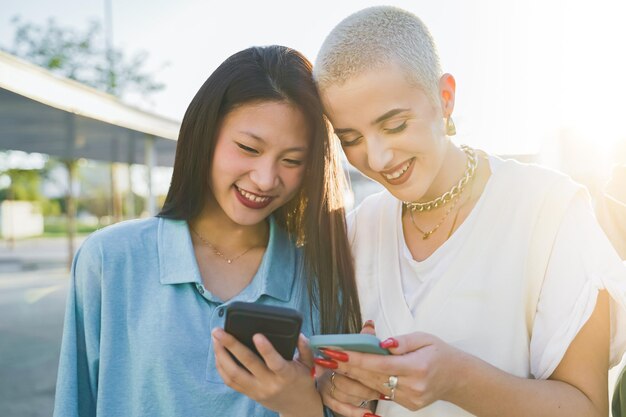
[[403, 145, 477, 212]]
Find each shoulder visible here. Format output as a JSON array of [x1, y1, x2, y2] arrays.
[[488, 156, 587, 212], [78, 217, 160, 259], [492, 156, 582, 192]]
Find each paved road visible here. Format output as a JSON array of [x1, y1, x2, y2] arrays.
[[0, 237, 86, 272], [0, 238, 80, 417], [0, 268, 69, 417]]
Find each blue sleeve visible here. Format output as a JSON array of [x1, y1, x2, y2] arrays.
[[53, 237, 102, 417]]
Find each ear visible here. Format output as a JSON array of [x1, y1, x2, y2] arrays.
[[438, 73, 456, 117]]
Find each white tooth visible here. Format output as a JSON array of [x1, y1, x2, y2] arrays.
[[239, 187, 269, 203], [384, 160, 411, 180]]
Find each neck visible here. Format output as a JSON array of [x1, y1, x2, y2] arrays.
[[420, 142, 468, 203], [190, 199, 269, 250]]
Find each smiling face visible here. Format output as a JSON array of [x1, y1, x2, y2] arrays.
[[321, 64, 454, 203], [208, 100, 309, 226]]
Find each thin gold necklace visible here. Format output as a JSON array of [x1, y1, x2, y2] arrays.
[[408, 192, 461, 240], [190, 228, 256, 264]]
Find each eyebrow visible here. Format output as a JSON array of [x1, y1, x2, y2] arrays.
[[373, 108, 410, 125], [333, 108, 410, 135], [239, 131, 308, 152]]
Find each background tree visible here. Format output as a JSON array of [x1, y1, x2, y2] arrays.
[[0, 169, 42, 201], [3, 16, 166, 98]]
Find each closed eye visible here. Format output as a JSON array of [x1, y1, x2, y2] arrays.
[[384, 121, 407, 134], [339, 135, 363, 147], [283, 158, 303, 166], [237, 143, 259, 154]]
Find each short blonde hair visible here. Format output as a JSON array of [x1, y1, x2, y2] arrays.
[[314, 6, 442, 102]]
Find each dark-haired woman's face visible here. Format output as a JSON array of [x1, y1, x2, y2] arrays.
[[209, 101, 309, 226]]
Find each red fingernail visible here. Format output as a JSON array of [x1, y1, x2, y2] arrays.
[[380, 338, 399, 349], [362, 320, 375, 329], [320, 348, 349, 362], [379, 394, 391, 400], [314, 358, 338, 369], [310, 366, 316, 379], [363, 413, 382, 417]]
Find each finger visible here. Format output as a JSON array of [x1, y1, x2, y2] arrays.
[[360, 320, 376, 335], [296, 333, 314, 368], [326, 395, 373, 417], [329, 353, 402, 393], [212, 328, 269, 378], [212, 331, 256, 390], [253, 333, 290, 375], [313, 350, 397, 394], [319, 372, 373, 417], [332, 373, 380, 405], [380, 331, 436, 355]]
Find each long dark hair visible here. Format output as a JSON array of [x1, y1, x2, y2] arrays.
[[159, 46, 361, 334]]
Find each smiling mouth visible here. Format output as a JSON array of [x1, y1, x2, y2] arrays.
[[380, 158, 415, 184], [234, 185, 275, 209]]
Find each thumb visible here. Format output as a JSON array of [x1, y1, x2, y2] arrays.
[[296, 333, 314, 368], [380, 331, 435, 355], [360, 319, 376, 336]]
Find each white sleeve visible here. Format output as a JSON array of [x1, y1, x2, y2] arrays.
[[530, 194, 626, 379]]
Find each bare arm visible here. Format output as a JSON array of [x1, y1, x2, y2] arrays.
[[449, 290, 609, 416]]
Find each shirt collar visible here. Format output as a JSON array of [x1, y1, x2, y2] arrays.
[[158, 216, 296, 302], [158, 217, 202, 285]]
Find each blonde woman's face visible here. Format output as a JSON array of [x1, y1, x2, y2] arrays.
[[321, 64, 450, 203]]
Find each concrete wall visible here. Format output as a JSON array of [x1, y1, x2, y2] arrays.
[[0, 200, 44, 238]]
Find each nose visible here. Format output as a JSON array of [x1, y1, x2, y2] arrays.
[[365, 136, 393, 172], [249, 159, 280, 192]]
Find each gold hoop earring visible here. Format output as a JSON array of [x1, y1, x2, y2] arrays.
[[445, 117, 456, 136]]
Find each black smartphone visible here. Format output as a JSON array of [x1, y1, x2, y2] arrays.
[[224, 302, 303, 363]]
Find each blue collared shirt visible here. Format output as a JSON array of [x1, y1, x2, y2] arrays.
[[53, 216, 318, 417]]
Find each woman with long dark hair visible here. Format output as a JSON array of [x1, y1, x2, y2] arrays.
[[53, 45, 360, 417]]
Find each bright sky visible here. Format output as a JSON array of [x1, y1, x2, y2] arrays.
[[1, 0, 625, 158]]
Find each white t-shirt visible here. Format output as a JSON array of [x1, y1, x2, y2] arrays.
[[348, 156, 626, 417]]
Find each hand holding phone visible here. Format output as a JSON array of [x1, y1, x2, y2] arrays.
[[224, 302, 303, 362]]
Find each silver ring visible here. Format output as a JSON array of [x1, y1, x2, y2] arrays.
[[359, 400, 370, 408], [330, 371, 337, 398], [383, 375, 398, 389]]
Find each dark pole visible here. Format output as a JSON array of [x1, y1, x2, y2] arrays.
[[104, 0, 122, 222], [65, 160, 77, 271]]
